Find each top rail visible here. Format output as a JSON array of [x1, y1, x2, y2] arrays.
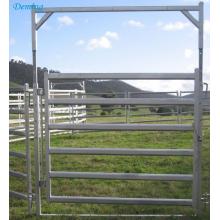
[[37, 5, 200, 13], [48, 73, 195, 80]]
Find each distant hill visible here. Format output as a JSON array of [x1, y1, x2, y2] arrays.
[[11, 60, 208, 100], [9, 81, 23, 89], [9, 59, 58, 88], [9, 60, 177, 98], [9, 60, 210, 113], [9, 60, 143, 95]]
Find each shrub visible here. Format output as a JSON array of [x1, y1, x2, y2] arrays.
[[100, 111, 106, 116]]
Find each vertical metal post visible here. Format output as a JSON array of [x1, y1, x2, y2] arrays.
[[18, 93, 22, 126], [180, 91, 183, 123], [192, 2, 203, 215], [32, 10, 41, 216], [199, 1, 204, 77], [176, 91, 180, 123], [71, 91, 74, 134], [82, 81, 87, 123], [127, 92, 130, 123], [49, 82, 54, 123], [24, 83, 32, 214], [124, 92, 128, 124], [40, 92, 44, 180], [199, 0, 204, 128], [44, 71, 51, 200], [75, 90, 79, 124], [193, 68, 202, 215]]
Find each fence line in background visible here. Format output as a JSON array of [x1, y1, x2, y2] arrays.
[[9, 88, 210, 142]]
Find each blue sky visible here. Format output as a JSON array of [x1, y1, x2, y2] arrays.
[[9, 0, 210, 91]]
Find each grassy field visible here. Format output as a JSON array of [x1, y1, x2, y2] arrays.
[[9, 113, 210, 220]]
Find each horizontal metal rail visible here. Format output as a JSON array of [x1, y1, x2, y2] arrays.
[[50, 106, 86, 112], [130, 119, 181, 123], [49, 196, 193, 206], [50, 171, 193, 181], [10, 137, 30, 143], [9, 151, 26, 158], [49, 147, 193, 156], [41, 213, 186, 217], [9, 108, 25, 114], [50, 113, 86, 120], [9, 93, 25, 96], [129, 91, 178, 95], [10, 118, 34, 124], [48, 73, 195, 80], [49, 123, 193, 131], [9, 128, 86, 143], [39, 5, 200, 13], [130, 112, 178, 117], [9, 170, 27, 179], [75, 114, 125, 119], [9, 129, 25, 136], [40, 5, 200, 13], [9, 103, 26, 107], [10, 190, 28, 200], [48, 98, 194, 105], [50, 89, 85, 94], [51, 105, 173, 112]]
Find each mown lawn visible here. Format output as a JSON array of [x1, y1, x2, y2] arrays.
[[9, 116, 210, 220]]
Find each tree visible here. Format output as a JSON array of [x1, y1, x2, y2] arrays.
[[100, 93, 116, 114], [156, 107, 174, 116]]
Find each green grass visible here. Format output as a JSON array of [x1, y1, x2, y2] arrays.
[[9, 115, 210, 220], [9, 81, 23, 88]]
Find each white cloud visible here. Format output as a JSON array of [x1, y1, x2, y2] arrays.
[[156, 21, 163, 27], [105, 31, 119, 40], [75, 40, 85, 46], [127, 20, 144, 28], [58, 16, 74, 26], [10, 37, 15, 46], [204, 20, 210, 34], [10, 56, 26, 62], [85, 31, 119, 50], [157, 21, 190, 31], [87, 36, 112, 50], [184, 49, 193, 59]]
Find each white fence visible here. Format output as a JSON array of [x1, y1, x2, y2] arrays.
[[9, 86, 86, 142]]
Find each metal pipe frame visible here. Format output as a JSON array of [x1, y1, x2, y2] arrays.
[[49, 147, 193, 156], [48, 97, 194, 105], [10, 191, 28, 200], [9, 151, 26, 158], [49, 196, 193, 206], [193, 69, 203, 215], [44, 70, 51, 203], [32, 2, 203, 217], [24, 84, 32, 214], [50, 171, 193, 181], [48, 72, 195, 80], [32, 10, 41, 216], [37, 5, 200, 13], [40, 213, 187, 218], [10, 170, 27, 179], [48, 123, 193, 131]]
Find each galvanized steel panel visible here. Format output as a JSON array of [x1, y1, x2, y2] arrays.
[[49, 147, 193, 156]]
